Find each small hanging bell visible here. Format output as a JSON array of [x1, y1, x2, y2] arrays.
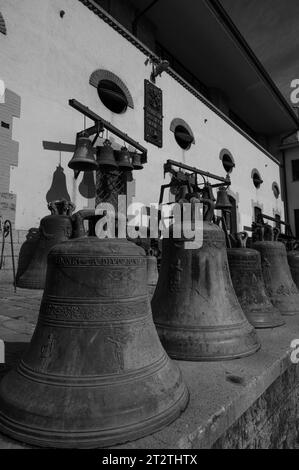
[[116, 147, 133, 170], [97, 139, 118, 169], [215, 187, 232, 211], [131, 152, 143, 170], [68, 135, 98, 172]]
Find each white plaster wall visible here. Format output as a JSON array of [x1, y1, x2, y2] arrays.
[[0, 0, 284, 230], [284, 146, 299, 234]]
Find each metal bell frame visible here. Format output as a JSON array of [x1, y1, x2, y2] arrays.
[[68, 99, 147, 179]]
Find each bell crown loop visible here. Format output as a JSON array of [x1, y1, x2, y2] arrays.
[[236, 232, 248, 248], [48, 200, 76, 216]]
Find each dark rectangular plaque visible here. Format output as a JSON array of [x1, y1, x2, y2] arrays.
[[144, 79, 163, 148]]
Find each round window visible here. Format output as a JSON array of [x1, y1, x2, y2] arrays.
[[97, 79, 128, 114], [174, 125, 194, 150]]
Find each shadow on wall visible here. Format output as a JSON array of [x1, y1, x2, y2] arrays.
[[46, 165, 97, 202], [79, 171, 96, 199], [46, 165, 71, 203]]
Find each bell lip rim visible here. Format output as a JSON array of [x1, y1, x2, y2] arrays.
[[161, 343, 261, 362], [248, 319, 285, 329], [132, 166, 143, 170], [0, 387, 189, 448], [118, 164, 134, 170], [277, 310, 299, 316], [68, 163, 99, 171]]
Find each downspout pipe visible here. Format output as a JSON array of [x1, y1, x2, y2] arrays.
[[132, 0, 160, 37]]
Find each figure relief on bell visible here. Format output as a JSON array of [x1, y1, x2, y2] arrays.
[[169, 258, 183, 293], [39, 333, 56, 370]]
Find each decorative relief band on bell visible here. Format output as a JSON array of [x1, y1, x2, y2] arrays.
[[256, 246, 286, 254], [40, 299, 150, 324], [17, 354, 169, 387], [50, 256, 146, 266], [228, 260, 261, 270]]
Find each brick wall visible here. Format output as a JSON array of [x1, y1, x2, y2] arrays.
[[0, 88, 21, 230], [0, 88, 21, 284]]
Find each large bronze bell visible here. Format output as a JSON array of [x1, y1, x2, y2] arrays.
[[227, 232, 284, 328], [288, 246, 299, 289], [0, 211, 189, 448], [152, 199, 260, 361], [68, 134, 98, 172], [16, 200, 74, 289], [253, 227, 299, 315], [97, 139, 118, 168]]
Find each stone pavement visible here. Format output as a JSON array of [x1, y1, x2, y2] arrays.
[[0, 282, 298, 449], [0, 284, 42, 448]]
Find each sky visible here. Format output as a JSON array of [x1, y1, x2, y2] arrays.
[[220, 0, 299, 104]]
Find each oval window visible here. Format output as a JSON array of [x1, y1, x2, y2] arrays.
[[252, 171, 263, 189], [97, 79, 128, 114], [174, 125, 194, 150], [272, 183, 280, 199], [222, 154, 235, 173]]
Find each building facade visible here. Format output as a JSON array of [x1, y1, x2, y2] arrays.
[[0, 0, 297, 235], [280, 136, 299, 237]]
